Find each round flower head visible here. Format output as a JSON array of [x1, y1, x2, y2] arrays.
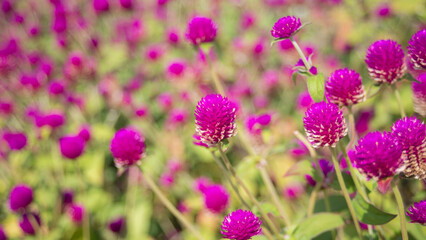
[[351, 131, 403, 180], [221, 209, 262, 240], [19, 213, 41, 235], [108, 217, 126, 234], [194, 94, 237, 147], [413, 73, 426, 117], [3, 132, 27, 150], [185, 16, 217, 45], [110, 128, 145, 167], [9, 184, 33, 212], [407, 29, 426, 70], [325, 68, 366, 106], [271, 16, 301, 39], [365, 40, 406, 84], [391, 116, 426, 179], [59, 135, 85, 160], [67, 203, 85, 224], [203, 184, 229, 213], [406, 200, 426, 225], [303, 102, 347, 148]]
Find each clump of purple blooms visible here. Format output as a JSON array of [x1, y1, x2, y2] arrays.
[[406, 200, 426, 225], [185, 16, 217, 45], [110, 128, 146, 167], [221, 209, 262, 240]]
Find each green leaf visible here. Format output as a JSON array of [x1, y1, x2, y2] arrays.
[[353, 194, 396, 225], [307, 73, 325, 102], [292, 213, 344, 240]]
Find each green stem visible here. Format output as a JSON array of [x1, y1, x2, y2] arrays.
[[330, 147, 364, 240], [323, 189, 336, 239], [205, 50, 226, 95], [346, 106, 356, 151], [392, 85, 406, 118], [137, 166, 205, 240], [217, 143, 280, 240], [307, 182, 321, 217], [392, 182, 408, 240], [258, 160, 291, 226], [289, 36, 311, 71]]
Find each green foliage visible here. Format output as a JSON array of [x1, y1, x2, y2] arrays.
[[307, 73, 325, 102], [353, 194, 396, 225], [290, 213, 345, 240]]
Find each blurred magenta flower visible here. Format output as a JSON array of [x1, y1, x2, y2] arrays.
[[221, 209, 262, 240], [3, 132, 27, 150], [305, 159, 334, 187], [325, 68, 365, 106], [59, 135, 85, 159], [375, 3, 392, 18], [108, 217, 126, 234], [413, 73, 426, 116], [67, 203, 85, 224], [195, 94, 237, 147], [110, 128, 145, 167], [203, 184, 229, 213], [51, 4, 67, 34], [9, 184, 33, 212], [119, 0, 133, 10], [167, 60, 187, 79], [351, 131, 403, 180], [406, 200, 426, 224], [93, 0, 109, 13], [240, 12, 256, 30], [408, 29, 426, 70], [391, 116, 426, 179], [185, 16, 217, 45], [0, 100, 13, 115], [166, 28, 180, 45], [61, 189, 74, 208], [365, 39, 406, 84], [157, 92, 173, 111], [271, 16, 301, 39], [193, 177, 211, 193], [160, 173, 174, 187], [303, 102, 347, 148], [282, 183, 305, 200], [0, 225, 6, 240], [19, 213, 41, 235], [296, 91, 314, 112], [48, 80, 66, 96], [355, 109, 374, 136], [78, 126, 91, 142]]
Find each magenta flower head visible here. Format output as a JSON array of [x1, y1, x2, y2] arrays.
[[351, 131, 403, 180], [365, 40, 406, 84], [203, 184, 229, 213], [303, 102, 347, 148], [194, 94, 237, 147], [413, 73, 426, 116], [391, 116, 426, 179], [93, 0, 109, 13], [325, 68, 366, 106], [0, 225, 6, 240], [108, 217, 126, 234], [3, 132, 27, 150], [271, 16, 301, 39], [19, 213, 41, 235], [221, 209, 262, 240], [67, 203, 85, 224], [110, 128, 145, 167], [407, 29, 426, 70], [9, 184, 33, 212], [59, 135, 85, 160], [406, 200, 426, 225], [185, 16, 217, 45]]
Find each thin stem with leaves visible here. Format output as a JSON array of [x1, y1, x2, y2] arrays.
[[392, 182, 408, 240]]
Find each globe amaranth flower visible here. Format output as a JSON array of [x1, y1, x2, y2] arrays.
[[59, 135, 85, 159], [2, 132, 27, 150], [325, 68, 366, 106], [365, 39, 406, 84], [9, 184, 33, 212], [221, 209, 262, 240], [194, 94, 237, 147], [303, 101, 347, 148], [305, 159, 334, 187], [93, 0, 109, 13], [407, 29, 426, 70], [185, 16, 217, 45], [67, 203, 85, 224], [391, 116, 426, 179], [413, 73, 426, 117], [110, 128, 145, 167], [351, 131, 403, 180], [19, 213, 41, 235], [108, 217, 126, 234], [406, 200, 426, 225], [271, 16, 301, 39], [203, 184, 229, 213]]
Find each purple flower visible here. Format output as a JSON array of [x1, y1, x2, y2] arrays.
[[3, 132, 27, 150], [203, 184, 229, 213], [351, 131, 403, 180], [62, 189, 74, 207], [413, 73, 426, 116], [185, 17, 217, 45], [48, 80, 65, 95], [110, 128, 145, 167], [78, 126, 91, 142], [375, 3, 392, 18], [9, 184, 33, 212], [296, 91, 314, 111], [119, 0, 133, 10], [167, 28, 180, 45], [407, 29, 426, 70], [221, 209, 262, 240], [167, 60, 186, 78], [406, 200, 426, 225], [59, 135, 85, 160], [52, 5, 67, 34], [303, 102, 347, 148], [108, 217, 126, 234], [0, 225, 7, 240], [67, 203, 85, 224], [391, 116, 426, 179], [365, 40, 406, 84], [93, 0, 109, 13], [282, 183, 305, 200], [194, 94, 237, 147], [19, 213, 41, 235], [271, 16, 301, 39], [305, 159, 334, 187], [325, 68, 365, 106]]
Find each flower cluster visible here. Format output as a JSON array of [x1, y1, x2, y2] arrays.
[[221, 209, 262, 240]]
